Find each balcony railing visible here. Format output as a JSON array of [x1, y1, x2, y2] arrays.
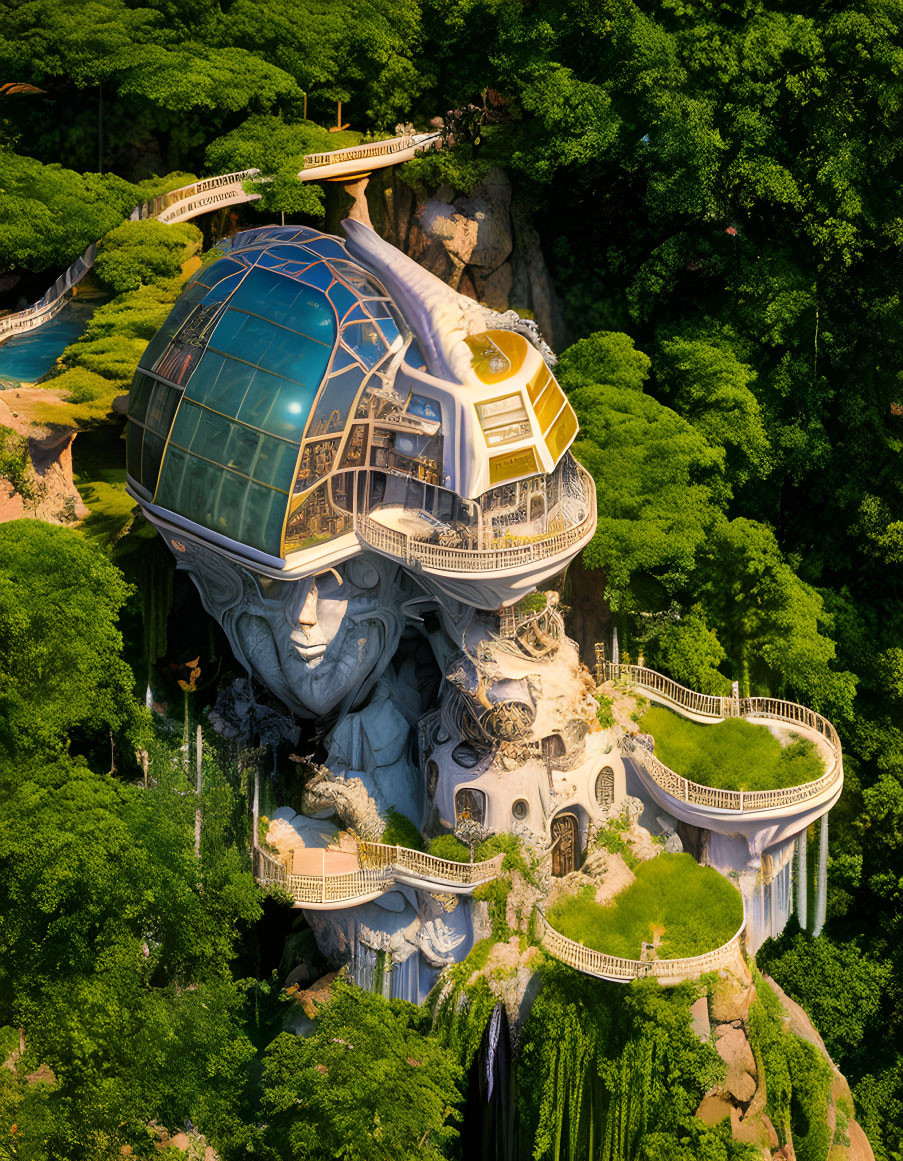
[[0, 134, 440, 345], [354, 464, 597, 574], [600, 661, 843, 814], [538, 910, 746, 983], [253, 842, 503, 907]]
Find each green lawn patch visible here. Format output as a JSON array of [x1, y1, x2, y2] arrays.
[[638, 705, 824, 792], [72, 423, 136, 546], [547, 852, 743, 960]]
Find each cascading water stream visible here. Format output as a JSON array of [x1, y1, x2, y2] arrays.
[[813, 812, 829, 936], [797, 829, 808, 930]]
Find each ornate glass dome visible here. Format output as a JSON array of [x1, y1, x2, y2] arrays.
[[126, 225, 425, 557]]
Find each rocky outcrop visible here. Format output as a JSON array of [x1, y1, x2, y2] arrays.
[[363, 165, 567, 350], [0, 396, 89, 525]]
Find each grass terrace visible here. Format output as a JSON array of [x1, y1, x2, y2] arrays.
[[638, 705, 825, 793], [546, 853, 743, 960]]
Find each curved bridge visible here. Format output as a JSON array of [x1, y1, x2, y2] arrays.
[[538, 910, 747, 984], [602, 661, 843, 815], [0, 131, 440, 347], [254, 840, 502, 910]]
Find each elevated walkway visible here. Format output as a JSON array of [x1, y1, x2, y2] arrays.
[[253, 840, 503, 910], [0, 132, 440, 347]]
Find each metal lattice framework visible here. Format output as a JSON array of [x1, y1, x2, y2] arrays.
[[602, 661, 843, 814]]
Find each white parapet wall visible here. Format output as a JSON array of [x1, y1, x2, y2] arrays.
[[602, 662, 843, 953]]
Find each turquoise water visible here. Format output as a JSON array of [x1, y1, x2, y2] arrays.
[[0, 303, 94, 385]]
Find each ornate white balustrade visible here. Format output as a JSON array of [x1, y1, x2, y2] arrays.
[[0, 132, 440, 346], [253, 842, 503, 908], [538, 910, 746, 984], [601, 662, 843, 814], [354, 466, 597, 575]]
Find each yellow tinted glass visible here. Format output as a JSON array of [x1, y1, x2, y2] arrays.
[[489, 446, 540, 484], [465, 330, 529, 384], [535, 379, 566, 431], [527, 365, 551, 403], [545, 403, 578, 461]]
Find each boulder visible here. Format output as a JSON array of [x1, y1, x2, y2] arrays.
[[293, 970, 339, 1020], [711, 975, 755, 1024], [690, 995, 711, 1043], [715, 1026, 757, 1104]]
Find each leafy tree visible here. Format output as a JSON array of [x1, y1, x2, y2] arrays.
[[0, 148, 138, 271], [0, 521, 134, 756], [261, 979, 462, 1160], [93, 218, 201, 293], [560, 332, 725, 609], [203, 115, 359, 217], [651, 605, 731, 696]]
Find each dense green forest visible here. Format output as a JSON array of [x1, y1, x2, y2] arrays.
[[1, 0, 902, 1157]]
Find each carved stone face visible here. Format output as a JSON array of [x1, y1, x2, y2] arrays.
[[163, 533, 412, 719]]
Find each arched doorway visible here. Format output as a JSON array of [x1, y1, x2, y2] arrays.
[[550, 812, 579, 877], [455, 787, 486, 826]]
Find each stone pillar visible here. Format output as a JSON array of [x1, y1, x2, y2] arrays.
[[797, 828, 808, 931], [813, 812, 829, 936]]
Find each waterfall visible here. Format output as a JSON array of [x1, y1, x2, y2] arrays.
[[769, 858, 792, 937], [813, 813, 829, 936], [797, 829, 808, 931], [389, 953, 421, 1004], [485, 1002, 503, 1101], [611, 624, 620, 665]]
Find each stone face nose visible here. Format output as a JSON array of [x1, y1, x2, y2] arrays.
[[296, 583, 319, 635]]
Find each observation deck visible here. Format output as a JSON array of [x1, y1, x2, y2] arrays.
[[537, 909, 747, 984], [602, 662, 843, 836], [253, 841, 503, 910]]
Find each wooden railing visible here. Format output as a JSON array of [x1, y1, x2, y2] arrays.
[[538, 910, 746, 983], [253, 841, 503, 907], [601, 662, 843, 814], [354, 466, 596, 574], [357, 841, 504, 884], [0, 133, 440, 345]]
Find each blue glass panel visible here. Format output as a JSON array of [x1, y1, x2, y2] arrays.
[[342, 304, 371, 325], [252, 434, 299, 488], [330, 260, 383, 296], [302, 236, 350, 261], [297, 261, 336, 293], [227, 269, 336, 343], [408, 394, 441, 422], [309, 365, 366, 436], [260, 331, 332, 386], [256, 277, 311, 326], [374, 317, 401, 347], [237, 369, 315, 440], [342, 321, 387, 368], [209, 308, 277, 367], [141, 429, 167, 491], [126, 420, 144, 481], [193, 257, 244, 291], [128, 372, 156, 425], [330, 345, 360, 373], [201, 268, 245, 305], [326, 281, 358, 321], [406, 340, 427, 370], [189, 352, 249, 415]]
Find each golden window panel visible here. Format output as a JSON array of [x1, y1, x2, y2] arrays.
[[488, 446, 540, 485], [465, 329, 529, 384], [475, 392, 531, 448]]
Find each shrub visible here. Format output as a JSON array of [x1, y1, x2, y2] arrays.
[[428, 834, 470, 862], [547, 853, 743, 960], [93, 220, 202, 294], [639, 705, 824, 792], [380, 808, 425, 851]]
